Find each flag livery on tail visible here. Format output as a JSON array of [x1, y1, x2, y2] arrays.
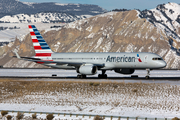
[[28, 25, 53, 61]]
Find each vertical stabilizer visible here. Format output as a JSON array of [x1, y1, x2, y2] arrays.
[[28, 25, 53, 60]]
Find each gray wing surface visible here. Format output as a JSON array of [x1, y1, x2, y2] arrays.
[[19, 57, 105, 67]]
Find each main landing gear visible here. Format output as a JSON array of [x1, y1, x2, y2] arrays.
[[77, 74, 86, 78], [145, 69, 150, 79], [98, 70, 107, 78]]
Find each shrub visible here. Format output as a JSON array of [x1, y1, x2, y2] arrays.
[[89, 82, 100, 86], [113, 84, 118, 88], [93, 83, 100, 86], [93, 115, 103, 120], [89, 82, 94, 86], [1, 111, 8, 116], [172, 117, 180, 120], [132, 89, 138, 92], [32, 113, 37, 119], [46, 114, 54, 120], [16, 112, 24, 120], [6, 115, 12, 120]]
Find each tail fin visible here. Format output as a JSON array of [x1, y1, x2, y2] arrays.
[[28, 25, 53, 60]]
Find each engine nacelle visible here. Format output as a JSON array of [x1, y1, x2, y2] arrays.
[[77, 64, 97, 75], [114, 68, 135, 74]]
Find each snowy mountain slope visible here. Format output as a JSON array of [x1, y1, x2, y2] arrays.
[[0, 23, 63, 42], [0, 12, 89, 23], [139, 3, 180, 53], [0, 23, 63, 66]]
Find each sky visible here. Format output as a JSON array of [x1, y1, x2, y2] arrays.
[[19, 0, 180, 11]]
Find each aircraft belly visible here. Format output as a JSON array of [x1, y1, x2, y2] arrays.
[[103, 62, 148, 69]]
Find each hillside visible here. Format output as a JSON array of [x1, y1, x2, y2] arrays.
[[140, 3, 180, 54], [0, 0, 106, 18], [0, 12, 88, 23], [1, 3, 180, 69], [0, 0, 105, 23]]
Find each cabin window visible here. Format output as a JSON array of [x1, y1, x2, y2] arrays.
[[152, 58, 162, 60]]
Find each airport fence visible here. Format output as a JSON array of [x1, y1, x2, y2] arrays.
[[0, 110, 172, 120]]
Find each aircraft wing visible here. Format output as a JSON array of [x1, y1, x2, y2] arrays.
[[27, 59, 104, 67], [13, 55, 105, 67]]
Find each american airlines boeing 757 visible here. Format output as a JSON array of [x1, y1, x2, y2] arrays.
[[15, 25, 167, 79]]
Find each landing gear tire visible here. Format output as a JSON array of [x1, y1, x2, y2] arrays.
[[145, 69, 150, 79], [145, 76, 150, 79], [98, 70, 107, 79], [77, 74, 86, 79], [98, 74, 107, 78]]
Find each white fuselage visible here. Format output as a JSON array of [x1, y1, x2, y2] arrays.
[[44, 52, 167, 70]]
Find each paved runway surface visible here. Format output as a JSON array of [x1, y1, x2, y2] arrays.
[[0, 68, 180, 82], [0, 69, 180, 77], [0, 68, 180, 77], [0, 69, 180, 85]]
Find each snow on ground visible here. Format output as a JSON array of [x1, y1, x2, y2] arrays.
[[0, 111, 152, 120], [0, 23, 64, 42], [0, 69, 180, 119]]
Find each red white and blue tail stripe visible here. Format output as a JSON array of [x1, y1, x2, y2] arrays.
[[28, 25, 53, 61]]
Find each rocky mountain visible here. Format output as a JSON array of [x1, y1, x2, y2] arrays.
[[1, 2, 180, 69], [0, 0, 106, 18], [139, 3, 180, 53]]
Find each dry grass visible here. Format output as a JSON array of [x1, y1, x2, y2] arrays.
[[16, 112, 24, 120], [1, 111, 8, 116], [46, 114, 54, 120], [172, 117, 180, 120], [32, 113, 37, 119], [0, 79, 180, 112], [6, 115, 12, 120], [93, 115, 103, 120]]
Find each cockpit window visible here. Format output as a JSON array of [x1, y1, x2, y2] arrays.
[[152, 58, 163, 60]]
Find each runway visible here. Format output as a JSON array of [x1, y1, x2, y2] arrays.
[[0, 69, 180, 86], [0, 68, 180, 80]]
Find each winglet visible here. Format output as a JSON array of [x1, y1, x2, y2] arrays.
[[13, 51, 21, 59]]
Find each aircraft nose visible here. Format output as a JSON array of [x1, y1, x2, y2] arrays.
[[160, 61, 167, 68]]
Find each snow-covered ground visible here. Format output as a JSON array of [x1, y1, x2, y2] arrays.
[[0, 70, 180, 119], [1, 111, 154, 120], [0, 23, 64, 42]]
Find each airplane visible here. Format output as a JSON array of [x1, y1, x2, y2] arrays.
[[14, 25, 167, 79]]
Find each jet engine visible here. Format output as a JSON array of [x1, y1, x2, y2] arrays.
[[114, 68, 135, 74], [77, 64, 97, 75]]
